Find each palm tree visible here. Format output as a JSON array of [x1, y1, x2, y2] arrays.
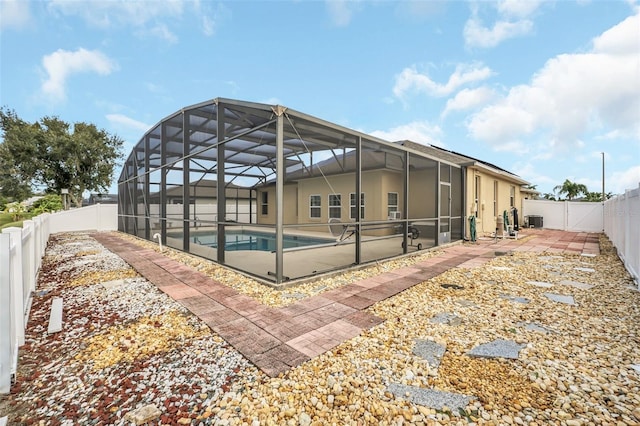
[[553, 179, 588, 200]]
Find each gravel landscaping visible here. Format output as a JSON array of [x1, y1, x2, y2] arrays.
[[1, 231, 639, 425]]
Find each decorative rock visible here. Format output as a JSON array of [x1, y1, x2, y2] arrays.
[[299, 412, 311, 426], [123, 404, 162, 425], [544, 293, 576, 305], [574, 267, 595, 273], [630, 364, 640, 374], [387, 383, 474, 412], [467, 339, 525, 360]]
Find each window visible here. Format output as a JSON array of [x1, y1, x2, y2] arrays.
[[309, 194, 321, 218], [387, 192, 399, 217], [261, 191, 268, 215], [329, 194, 341, 219], [510, 185, 515, 207], [474, 175, 481, 218], [493, 180, 498, 217], [350, 193, 365, 220]]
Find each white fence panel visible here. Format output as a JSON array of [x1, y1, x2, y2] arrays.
[[49, 204, 118, 233], [1, 213, 52, 394], [522, 200, 603, 232], [0, 233, 12, 394], [566, 202, 603, 232], [605, 184, 640, 286]]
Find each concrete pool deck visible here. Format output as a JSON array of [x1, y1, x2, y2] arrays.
[[93, 229, 600, 377]]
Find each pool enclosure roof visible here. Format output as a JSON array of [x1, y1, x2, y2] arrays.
[[119, 98, 460, 186]]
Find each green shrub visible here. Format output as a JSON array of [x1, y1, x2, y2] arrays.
[[31, 194, 63, 214]]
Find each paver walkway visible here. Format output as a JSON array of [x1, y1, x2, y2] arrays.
[[92, 229, 599, 377]]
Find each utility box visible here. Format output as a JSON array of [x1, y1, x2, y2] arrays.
[[528, 215, 543, 228]]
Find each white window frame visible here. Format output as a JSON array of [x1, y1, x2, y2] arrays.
[[387, 192, 399, 217], [328, 193, 341, 219], [309, 194, 321, 218], [261, 191, 268, 215], [349, 192, 365, 220]]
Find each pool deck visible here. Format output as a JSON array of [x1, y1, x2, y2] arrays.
[[93, 229, 600, 377]]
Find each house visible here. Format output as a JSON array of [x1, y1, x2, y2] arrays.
[[117, 98, 531, 284], [396, 141, 532, 238]]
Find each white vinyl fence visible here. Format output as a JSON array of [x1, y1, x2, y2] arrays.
[[604, 184, 640, 286], [1, 204, 118, 394], [1, 215, 50, 394], [522, 199, 604, 232]]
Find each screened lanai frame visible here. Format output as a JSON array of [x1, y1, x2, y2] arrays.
[[118, 98, 465, 285]]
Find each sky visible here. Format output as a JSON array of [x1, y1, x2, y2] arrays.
[[1, 0, 639, 197]]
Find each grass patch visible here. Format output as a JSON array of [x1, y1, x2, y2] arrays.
[[0, 212, 35, 230]]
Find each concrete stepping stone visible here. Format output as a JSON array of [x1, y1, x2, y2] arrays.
[[500, 294, 530, 304], [467, 339, 525, 360], [517, 322, 551, 333], [558, 280, 594, 290], [574, 267, 595, 273], [387, 383, 474, 412], [544, 292, 577, 305], [430, 313, 462, 326], [581, 253, 597, 258], [630, 364, 640, 374], [455, 299, 477, 308], [544, 293, 576, 305], [48, 297, 63, 334], [413, 340, 446, 370], [490, 266, 512, 271], [526, 281, 553, 288], [0, 416, 7, 426], [102, 279, 126, 289]]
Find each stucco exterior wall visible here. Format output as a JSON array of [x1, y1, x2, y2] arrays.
[[466, 167, 526, 238]]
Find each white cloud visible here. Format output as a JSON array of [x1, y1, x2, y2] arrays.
[[106, 114, 151, 134], [140, 24, 178, 44], [441, 87, 496, 118], [325, 0, 361, 27], [497, 0, 543, 19], [0, 0, 31, 30], [610, 165, 640, 194], [464, 0, 542, 48], [47, 0, 224, 40], [41, 48, 117, 102], [48, 0, 185, 28], [467, 12, 640, 153], [393, 63, 494, 99], [369, 121, 444, 147]]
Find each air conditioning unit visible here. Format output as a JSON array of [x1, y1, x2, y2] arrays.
[[388, 211, 402, 220]]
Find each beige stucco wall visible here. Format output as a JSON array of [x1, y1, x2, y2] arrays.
[[257, 170, 408, 236], [466, 167, 526, 237]]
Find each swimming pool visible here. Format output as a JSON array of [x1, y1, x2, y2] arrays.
[[189, 230, 335, 252]]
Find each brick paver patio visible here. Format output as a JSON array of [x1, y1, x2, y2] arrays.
[[93, 229, 599, 377]]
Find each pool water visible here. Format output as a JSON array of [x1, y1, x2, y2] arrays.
[[191, 230, 334, 251]]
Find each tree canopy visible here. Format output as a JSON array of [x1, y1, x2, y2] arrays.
[[553, 179, 588, 201], [0, 108, 124, 207]]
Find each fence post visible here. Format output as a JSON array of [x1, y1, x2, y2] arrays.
[[22, 220, 36, 298], [0, 233, 12, 394], [2, 228, 25, 347], [32, 216, 42, 272]]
